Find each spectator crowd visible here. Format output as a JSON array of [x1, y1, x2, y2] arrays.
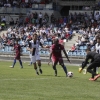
[[0, 10, 100, 53], [0, 0, 52, 8]]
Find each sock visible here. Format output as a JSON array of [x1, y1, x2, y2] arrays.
[[62, 65, 68, 75], [35, 68, 38, 72], [30, 62, 32, 65], [53, 66, 57, 75], [55, 70, 57, 76], [19, 60, 23, 68], [38, 65, 41, 70], [12, 59, 16, 67]]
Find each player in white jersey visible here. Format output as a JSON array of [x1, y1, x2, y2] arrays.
[[27, 33, 49, 75], [95, 38, 100, 54]]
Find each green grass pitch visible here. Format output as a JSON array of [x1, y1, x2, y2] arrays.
[[0, 61, 100, 100]]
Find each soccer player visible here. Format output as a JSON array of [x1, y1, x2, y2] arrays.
[[79, 48, 100, 81], [27, 33, 49, 75], [10, 40, 23, 68], [27, 41, 32, 66], [49, 38, 71, 77]]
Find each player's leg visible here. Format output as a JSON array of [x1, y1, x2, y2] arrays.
[[59, 58, 68, 76], [87, 62, 99, 80], [10, 58, 16, 68], [37, 60, 42, 74], [91, 67, 96, 78], [36, 55, 42, 74], [52, 60, 58, 76], [28, 54, 32, 66], [32, 56, 39, 75], [18, 59, 23, 68]]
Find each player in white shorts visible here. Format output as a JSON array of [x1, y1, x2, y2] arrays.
[[27, 33, 49, 75]]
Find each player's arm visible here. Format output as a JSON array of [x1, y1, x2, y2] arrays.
[[79, 54, 90, 73], [63, 49, 70, 63], [81, 55, 90, 69], [49, 52, 52, 61], [27, 47, 33, 52]]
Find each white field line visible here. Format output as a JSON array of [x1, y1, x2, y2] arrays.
[[0, 78, 50, 81]]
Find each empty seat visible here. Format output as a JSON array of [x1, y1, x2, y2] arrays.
[[83, 46, 87, 50], [72, 52, 77, 56], [80, 52, 86, 56], [68, 51, 72, 56], [79, 46, 84, 50], [22, 47, 27, 53], [76, 52, 81, 56], [4, 46, 9, 51]]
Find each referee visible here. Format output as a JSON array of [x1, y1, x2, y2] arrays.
[[79, 48, 100, 81]]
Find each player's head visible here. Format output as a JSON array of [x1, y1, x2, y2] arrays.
[[54, 38, 59, 45], [96, 37, 100, 43], [32, 33, 38, 41], [85, 48, 91, 54]]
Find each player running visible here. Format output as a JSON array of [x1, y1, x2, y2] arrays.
[[27, 33, 49, 75], [10, 40, 23, 68], [49, 38, 71, 77], [79, 48, 100, 81]]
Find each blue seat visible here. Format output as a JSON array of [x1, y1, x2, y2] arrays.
[[83, 46, 87, 50], [8, 46, 12, 51], [0, 48, 4, 52], [76, 52, 81, 56], [72, 52, 77, 56], [68, 51, 72, 56], [44, 41, 49, 45], [4, 46, 9, 52], [19, 41, 23, 46], [8, 46, 13, 53], [22, 47, 27, 53], [79, 46, 84, 50], [80, 52, 86, 56], [45, 51, 50, 55], [39, 50, 45, 55], [48, 42, 52, 46]]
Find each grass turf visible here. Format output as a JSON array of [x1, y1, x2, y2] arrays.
[[0, 61, 100, 100]]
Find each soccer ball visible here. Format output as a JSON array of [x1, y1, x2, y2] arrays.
[[67, 72, 73, 77]]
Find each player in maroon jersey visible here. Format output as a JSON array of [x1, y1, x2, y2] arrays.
[[49, 38, 70, 76], [10, 40, 23, 68]]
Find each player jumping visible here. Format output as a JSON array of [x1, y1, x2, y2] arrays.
[[49, 38, 71, 77]]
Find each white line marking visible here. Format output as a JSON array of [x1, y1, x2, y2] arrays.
[[0, 78, 49, 81]]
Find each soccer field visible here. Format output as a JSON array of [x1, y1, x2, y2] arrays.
[[0, 61, 100, 100]]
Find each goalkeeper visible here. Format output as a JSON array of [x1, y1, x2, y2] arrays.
[[79, 48, 100, 81]]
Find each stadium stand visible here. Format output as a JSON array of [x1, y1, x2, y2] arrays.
[[0, 0, 100, 58]]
